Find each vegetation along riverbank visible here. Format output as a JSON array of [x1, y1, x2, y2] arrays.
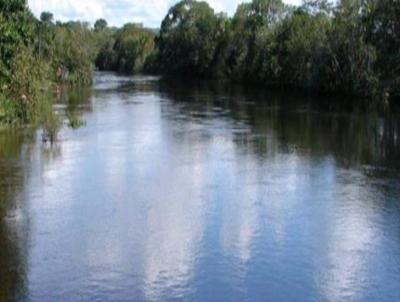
[[1, 0, 399, 125]]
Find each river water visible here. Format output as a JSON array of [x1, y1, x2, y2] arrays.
[[1, 73, 400, 301]]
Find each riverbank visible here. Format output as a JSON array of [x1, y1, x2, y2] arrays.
[[2, 0, 399, 127]]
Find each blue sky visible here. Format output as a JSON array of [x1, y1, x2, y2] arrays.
[[28, 0, 302, 28]]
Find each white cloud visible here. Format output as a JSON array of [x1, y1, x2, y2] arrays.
[[28, 0, 302, 28]]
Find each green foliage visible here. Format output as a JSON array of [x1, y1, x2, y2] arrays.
[[96, 37, 117, 71], [228, 0, 288, 79], [235, 0, 287, 29], [8, 44, 50, 121], [0, 95, 19, 125], [40, 11, 53, 23], [0, 0, 98, 125], [94, 18, 107, 32], [157, 0, 221, 76], [67, 111, 85, 129], [36, 13, 55, 62], [0, 0, 48, 124], [363, 0, 400, 99], [272, 8, 331, 89], [0, 0, 35, 80], [0, 0, 27, 14], [318, 1, 375, 96], [153, 0, 399, 105], [95, 24, 155, 73], [53, 22, 96, 84], [113, 24, 155, 73]]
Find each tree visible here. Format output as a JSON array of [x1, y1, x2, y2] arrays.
[[95, 38, 116, 70], [158, 0, 220, 76], [224, 0, 288, 79], [94, 18, 107, 31], [240, 0, 287, 29], [40, 11, 53, 23], [0, 0, 35, 79], [0, 0, 26, 14], [363, 0, 400, 99], [53, 22, 97, 83], [302, 0, 333, 15], [326, 0, 378, 96], [112, 24, 155, 73], [272, 8, 331, 89], [0, 0, 50, 122]]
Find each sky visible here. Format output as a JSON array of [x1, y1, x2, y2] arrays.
[[28, 0, 302, 28]]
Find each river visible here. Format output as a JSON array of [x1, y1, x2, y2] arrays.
[[1, 72, 400, 301]]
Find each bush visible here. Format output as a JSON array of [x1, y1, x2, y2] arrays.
[[53, 23, 95, 84], [0, 95, 19, 125]]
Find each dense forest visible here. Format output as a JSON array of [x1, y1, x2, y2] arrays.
[[0, 0, 399, 125]]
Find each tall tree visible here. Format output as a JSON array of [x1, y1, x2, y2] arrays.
[[40, 11, 53, 23], [363, 0, 400, 99], [94, 18, 108, 31], [158, 0, 220, 76]]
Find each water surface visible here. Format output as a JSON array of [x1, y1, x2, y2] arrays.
[[1, 73, 400, 301]]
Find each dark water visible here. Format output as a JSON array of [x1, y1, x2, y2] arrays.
[[1, 73, 400, 302]]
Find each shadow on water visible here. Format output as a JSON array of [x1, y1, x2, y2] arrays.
[[0, 130, 32, 301], [158, 78, 400, 171]]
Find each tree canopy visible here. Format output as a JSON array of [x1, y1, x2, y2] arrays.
[[152, 0, 400, 104], [94, 18, 107, 31], [157, 0, 221, 76]]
